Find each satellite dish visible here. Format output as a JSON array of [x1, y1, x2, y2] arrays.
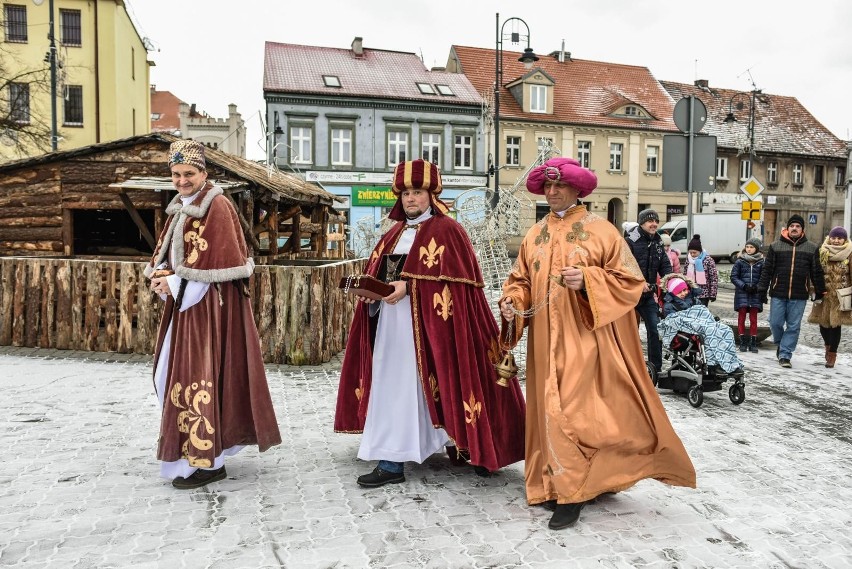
[[32, 0, 45, 5]]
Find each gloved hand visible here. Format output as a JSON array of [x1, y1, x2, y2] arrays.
[[710, 297, 716, 303], [760, 293, 768, 304], [745, 284, 756, 293]]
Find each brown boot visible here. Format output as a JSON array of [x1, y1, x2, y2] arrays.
[[826, 352, 837, 368]]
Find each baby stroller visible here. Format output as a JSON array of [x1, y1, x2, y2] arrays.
[[650, 330, 746, 408]]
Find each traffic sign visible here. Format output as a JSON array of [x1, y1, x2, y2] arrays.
[[740, 176, 765, 199], [741, 200, 762, 220], [673, 96, 708, 133], [662, 134, 717, 192]]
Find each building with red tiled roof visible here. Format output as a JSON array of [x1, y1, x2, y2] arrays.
[[661, 80, 848, 243], [263, 37, 488, 254], [448, 45, 685, 234], [150, 87, 246, 158]]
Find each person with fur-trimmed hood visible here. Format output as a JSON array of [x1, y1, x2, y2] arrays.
[[807, 226, 852, 368]]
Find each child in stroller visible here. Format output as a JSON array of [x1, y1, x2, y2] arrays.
[[654, 274, 746, 407]]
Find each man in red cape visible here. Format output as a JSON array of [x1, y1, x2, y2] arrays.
[[335, 159, 525, 487]]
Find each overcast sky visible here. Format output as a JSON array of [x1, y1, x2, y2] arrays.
[[126, 0, 851, 161]]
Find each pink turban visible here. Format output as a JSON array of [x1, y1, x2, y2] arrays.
[[526, 157, 598, 198]]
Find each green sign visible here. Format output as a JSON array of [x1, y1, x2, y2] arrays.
[[351, 186, 396, 207]]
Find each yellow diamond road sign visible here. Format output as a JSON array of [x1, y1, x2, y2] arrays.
[[740, 176, 765, 199]]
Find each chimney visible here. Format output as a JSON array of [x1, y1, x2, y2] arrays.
[[559, 40, 565, 63], [694, 79, 709, 88], [351, 36, 363, 56]]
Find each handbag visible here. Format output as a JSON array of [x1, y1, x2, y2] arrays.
[[836, 285, 852, 312], [338, 275, 395, 301]]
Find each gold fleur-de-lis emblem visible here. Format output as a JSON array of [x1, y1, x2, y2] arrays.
[[355, 387, 363, 401], [419, 237, 445, 268], [535, 224, 551, 245], [370, 241, 386, 264], [463, 392, 482, 425], [565, 222, 590, 243], [433, 284, 453, 321], [487, 338, 500, 364], [429, 373, 440, 402], [170, 380, 214, 467], [185, 220, 209, 265]]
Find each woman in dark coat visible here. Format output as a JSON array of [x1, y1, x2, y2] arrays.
[[730, 237, 765, 353]]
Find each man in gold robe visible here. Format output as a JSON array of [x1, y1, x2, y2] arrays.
[[500, 157, 696, 530]]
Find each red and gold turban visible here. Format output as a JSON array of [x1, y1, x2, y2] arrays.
[[388, 159, 449, 219]]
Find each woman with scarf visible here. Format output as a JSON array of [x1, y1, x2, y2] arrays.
[[731, 238, 765, 352], [683, 234, 717, 306], [807, 226, 852, 368]]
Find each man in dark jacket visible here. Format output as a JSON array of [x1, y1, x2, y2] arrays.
[[625, 209, 672, 373], [757, 214, 827, 368]]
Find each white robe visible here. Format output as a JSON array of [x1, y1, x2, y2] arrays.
[[153, 192, 245, 480], [357, 211, 449, 463]]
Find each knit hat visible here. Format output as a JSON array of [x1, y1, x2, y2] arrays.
[[666, 277, 688, 296], [745, 237, 762, 250], [787, 214, 805, 228], [660, 233, 672, 246], [526, 157, 598, 198], [168, 139, 206, 170], [388, 159, 449, 220], [687, 234, 703, 251], [638, 208, 660, 225], [828, 226, 848, 240]]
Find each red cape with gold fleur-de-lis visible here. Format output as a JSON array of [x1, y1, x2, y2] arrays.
[[334, 214, 526, 472]]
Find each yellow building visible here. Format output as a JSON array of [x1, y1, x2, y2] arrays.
[[1, 0, 151, 160]]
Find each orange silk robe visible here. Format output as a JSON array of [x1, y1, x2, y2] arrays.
[[501, 206, 696, 505]]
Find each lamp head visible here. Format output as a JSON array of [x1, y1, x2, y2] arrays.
[[519, 47, 539, 70], [724, 112, 737, 124]]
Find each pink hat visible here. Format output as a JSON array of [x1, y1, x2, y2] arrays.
[[526, 157, 598, 198], [667, 278, 688, 296]]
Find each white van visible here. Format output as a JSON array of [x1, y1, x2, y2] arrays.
[[659, 213, 750, 264]]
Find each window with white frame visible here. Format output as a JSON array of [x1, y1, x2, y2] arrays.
[[716, 157, 728, 180], [793, 163, 803, 185], [814, 164, 824, 186], [387, 130, 408, 166], [609, 143, 623, 171], [530, 85, 547, 113], [646, 146, 659, 173], [9, 83, 29, 123], [577, 141, 591, 168], [63, 85, 83, 125], [454, 133, 473, 170], [421, 132, 441, 165], [506, 136, 520, 166], [4, 4, 28, 42], [767, 161, 778, 184], [739, 159, 751, 181], [290, 125, 313, 164], [330, 127, 352, 166], [837, 166, 847, 187]]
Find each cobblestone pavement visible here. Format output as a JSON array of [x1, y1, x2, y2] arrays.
[[1, 339, 850, 568]]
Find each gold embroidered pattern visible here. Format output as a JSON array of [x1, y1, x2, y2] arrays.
[[170, 380, 214, 467], [370, 241, 386, 264], [429, 373, 440, 402], [533, 259, 541, 272], [565, 221, 591, 265], [535, 224, 551, 245], [420, 237, 445, 269], [184, 220, 209, 265], [487, 338, 501, 364], [463, 392, 482, 426], [355, 383, 363, 402], [433, 284, 453, 321]]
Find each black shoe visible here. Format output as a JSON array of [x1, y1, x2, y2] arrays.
[[738, 335, 748, 352], [172, 466, 226, 489], [779, 358, 792, 368], [749, 336, 758, 353], [446, 446, 470, 467], [473, 465, 492, 478], [357, 466, 405, 488], [548, 502, 587, 530], [538, 500, 557, 511], [708, 364, 726, 376], [776, 345, 780, 359]]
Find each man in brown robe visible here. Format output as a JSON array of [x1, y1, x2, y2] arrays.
[[500, 157, 695, 530], [146, 139, 281, 489]]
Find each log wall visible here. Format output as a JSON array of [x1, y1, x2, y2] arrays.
[[0, 257, 365, 365]]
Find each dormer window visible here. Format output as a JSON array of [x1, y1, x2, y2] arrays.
[[323, 75, 341, 88], [625, 106, 638, 116], [617, 104, 648, 118], [417, 83, 436, 95], [530, 85, 547, 113], [435, 84, 454, 96]]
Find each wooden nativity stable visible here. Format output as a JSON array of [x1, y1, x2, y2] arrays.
[[0, 133, 363, 364]]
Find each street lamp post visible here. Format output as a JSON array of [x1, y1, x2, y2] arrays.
[[33, 0, 58, 151], [724, 89, 765, 157], [492, 13, 538, 205]]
